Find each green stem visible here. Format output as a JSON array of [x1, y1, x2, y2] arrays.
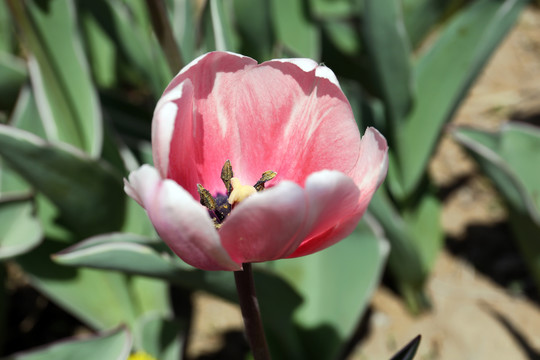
[[234, 263, 271, 360]]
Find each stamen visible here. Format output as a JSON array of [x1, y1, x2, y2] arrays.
[[228, 178, 257, 205], [197, 184, 216, 210], [221, 159, 234, 196], [254, 170, 277, 191]]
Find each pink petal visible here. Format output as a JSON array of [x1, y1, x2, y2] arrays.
[[219, 181, 308, 264], [349, 127, 389, 211], [162, 51, 361, 196], [124, 165, 240, 271], [287, 170, 362, 258]]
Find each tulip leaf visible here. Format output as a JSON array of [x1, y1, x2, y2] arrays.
[[397, 0, 526, 198], [390, 335, 421, 360], [1, 327, 132, 360], [453, 124, 540, 293], [271, 0, 320, 58], [79, 0, 171, 98], [270, 219, 389, 358], [233, 0, 274, 61], [0, 125, 125, 238], [134, 313, 185, 360], [402, 0, 460, 48], [361, 0, 413, 129], [0, 201, 42, 259], [0, 53, 27, 111], [7, 0, 103, 157], [16, 237, 143, 331], [208, 0, 239, 52], [309, 0, 362, 19], [403, 194, 443, 276], [368, 188, 429, 313], [53, 233, 239, 302], [170, 0, 196, 64], [80, 11, 117, 88]]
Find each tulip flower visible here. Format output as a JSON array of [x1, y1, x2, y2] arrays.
[[124, 51, 388, 271]]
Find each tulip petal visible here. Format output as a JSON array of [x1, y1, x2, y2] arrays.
[[288, 170, 362, 258], [124, 165, 240, 271], [162, 51, 361, 196], [350, 127, 389, 211], [219, 181, 307, 263]]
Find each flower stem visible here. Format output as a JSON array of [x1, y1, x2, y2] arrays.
[[234, 263, 271, 360]]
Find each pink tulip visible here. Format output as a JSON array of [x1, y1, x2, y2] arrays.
[[124, 51, 388, 271]]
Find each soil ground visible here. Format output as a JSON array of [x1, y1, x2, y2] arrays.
[[187, 5, 540, 360]]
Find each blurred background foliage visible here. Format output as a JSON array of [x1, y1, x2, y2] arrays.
[[0, 0, 536, 359]]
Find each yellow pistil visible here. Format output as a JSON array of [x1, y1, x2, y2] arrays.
[[228, 177, 257, 205]]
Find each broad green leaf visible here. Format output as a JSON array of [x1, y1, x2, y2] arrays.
[[0, 1, 14, 53], [0, 125, 125, 238], [170, 0, 196, 64], [322, 21, 361, 57], [453, 125, 538, 219], [362, 0, 413, 129], [368, 188, 429, 313], [81, 12, 117, 88], [2, 327, 131, 360], [10, 86, 47, 139], [271, 0, 320, 58], [0, 53, 27, 111], [453, 124, 540, 293], [7, 0, 103, 157], [233, 0, 274, 61], [53, 232, 307, 359], [53, 233, 238, 302], [269, 219, 389, 359], [79, 0, 171, 98], [390, 335, 421, 360], [134, 313, 185, 360], [402, 0, 462, 47], [17, 238, 139, 330], [209, 0, 239, 52], [0, 201, 42, 259], [403, 194, 443, 275], [309, 0, 362, 19], [129, 276, 172, 320], [397, 0, 527, 197]]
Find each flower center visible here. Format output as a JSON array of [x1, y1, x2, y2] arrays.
[[197, 160, 276, 229]]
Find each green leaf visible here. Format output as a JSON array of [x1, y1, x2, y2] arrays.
[[0, 53, 27, 111], [271, 0, 320, 58], [368, 188, 430, 313], [134, 313, 185, 360], [453, 124, 540, 293], [269, 219, 389, 358], [309, 0, 362, 19], [17, 238, 140, 330], [170, 0, 196, 64], [0, 201, 42, 259], [233, 0, 274, 61], [81, 12, 117, 88], [0, 125, 125, 238], [2, 327, 131, 360], [397, 0, 527, 197], [79, 0, 171, 98], [390, 335, 421, 360], [53, 233, 239, 302], [209, 0, 239, 52], [402, 0, 462, 47], [403, 194, 443, 275], [361, 0, 413, 129], [7, 0, 103, 157]]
